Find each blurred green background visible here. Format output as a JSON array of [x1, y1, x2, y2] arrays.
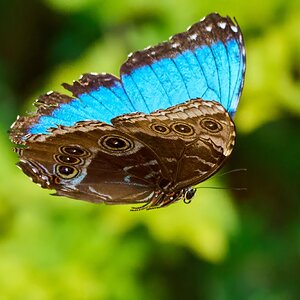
[[1, 0, 300, 299]]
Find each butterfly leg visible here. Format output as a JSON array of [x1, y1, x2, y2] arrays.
[[131, 190, 184, 211], [155, 191, 186, 208], [130, 191, 166, 211]]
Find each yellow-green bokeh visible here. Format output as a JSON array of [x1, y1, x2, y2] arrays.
[[0, 0, 299, 299]]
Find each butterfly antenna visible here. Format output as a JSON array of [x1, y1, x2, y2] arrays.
[[217, 168, 247, 177], [194, 186, 247, 191]]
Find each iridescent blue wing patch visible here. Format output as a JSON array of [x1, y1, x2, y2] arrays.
[[11, 73, 136, 143], [121, 13, 245, 116], [11, 13, 245, 143]]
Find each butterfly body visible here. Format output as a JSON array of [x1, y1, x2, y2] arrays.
[[10, 13, 245, 210]]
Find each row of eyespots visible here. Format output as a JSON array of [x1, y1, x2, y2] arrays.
[[97, 119, 222, 154], [54, 145, 90, 179], [150, 118, 223, 136], [150, 122, 195, 136]]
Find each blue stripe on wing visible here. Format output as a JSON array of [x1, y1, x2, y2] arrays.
[[28, 74, 137, 135], [226, 39, 244, 115]]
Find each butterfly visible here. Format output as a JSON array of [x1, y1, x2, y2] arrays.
[[9, 13, 246, 210]]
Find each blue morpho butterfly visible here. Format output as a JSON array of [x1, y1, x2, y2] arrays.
[[9, 13, 246, 210]]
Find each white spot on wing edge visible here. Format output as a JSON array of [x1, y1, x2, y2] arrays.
[[189, 33, 198, 40], [205, 25, 212, 32], [230, 25, 238, 33], [242, 46, 246, 56], [171, 42, 180, 48], [217, 22, 227, 29], [239, 33, 243, 43]]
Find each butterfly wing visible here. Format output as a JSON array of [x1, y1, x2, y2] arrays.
[[120, 13, 245, 116], [14, 98, 235, 206], [10, 74, 136, 143], [113, 98, 236, 191], [15, 121, 167, 204], [10, 13, 245, 142]]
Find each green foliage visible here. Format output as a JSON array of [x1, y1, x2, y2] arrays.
[[0, 0, 299, 299]]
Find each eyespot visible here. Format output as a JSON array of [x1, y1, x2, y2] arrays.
[[100, 135, 133, 151], [171, 122, 195, 136], [200, 118, 222, 132], [59, 145, 90, 157], [55, 165, 79, 179], [54, 155, 82, 165], [150, 123, 170, 135]]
